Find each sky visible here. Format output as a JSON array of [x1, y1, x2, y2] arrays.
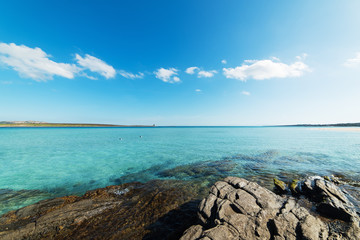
[[1, 0, 360, 126]]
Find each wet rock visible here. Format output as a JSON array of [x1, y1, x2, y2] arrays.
[[289, 179, 300, 194], [323, 176, 331, 181], [330, 173, 360, 187], [273, 178, 287, 193], [181, 177, 360, 240], [301, 176, 358, 222], [0, 189, 53, 216], [0, 180, 205, 240]]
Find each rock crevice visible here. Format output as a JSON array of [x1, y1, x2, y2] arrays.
[[181, 177, 360, 240]]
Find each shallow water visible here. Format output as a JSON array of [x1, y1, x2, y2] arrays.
[[0, 126, 360, 214]]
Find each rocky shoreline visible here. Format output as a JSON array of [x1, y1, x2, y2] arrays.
[[181, 176, 359, 239], [0, 176, 359, 239]]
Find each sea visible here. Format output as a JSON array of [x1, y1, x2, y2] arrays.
[[1, 126, 360, 215]]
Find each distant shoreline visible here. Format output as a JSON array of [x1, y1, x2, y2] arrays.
[[280, 123, 360, 127], [0, 123, 155, 128], [1, 121, 360, 128]]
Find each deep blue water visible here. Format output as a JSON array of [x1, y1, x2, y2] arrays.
[[0, 126, 359, 214]]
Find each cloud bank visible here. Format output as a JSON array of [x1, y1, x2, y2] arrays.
[[223, 57, 310, 81], [0, 43, 312, 85], [154, 68, 180, 83], [0, 43, 79, 81], [0, 43, 118, 81]]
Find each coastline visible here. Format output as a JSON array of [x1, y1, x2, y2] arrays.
[[0, 123, 155, 128], [1, 126, 359, 239], [1, 175, 359, 239]]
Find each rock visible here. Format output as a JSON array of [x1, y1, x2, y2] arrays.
[[323, 176, 331, 181], [299, 215, 328, 240], [181, 177, 360, 240], [301, 176, 358, 222], [0, 189, 52, 216], [0, 180, 205, 240], [273, 178, 287, 193], [289, 179, 301, 195], [157, 160, 239, 182], [180, 225, 203, 239], [2, 176, 359, 240]]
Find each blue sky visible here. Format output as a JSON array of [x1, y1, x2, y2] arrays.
[[1, 0, 360, 125]]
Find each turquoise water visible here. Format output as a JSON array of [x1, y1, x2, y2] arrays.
[[1, 126, 360, 214]]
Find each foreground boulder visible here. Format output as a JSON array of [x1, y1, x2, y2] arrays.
[[302, 176, 359, 223], [181, 177, 360, 240]]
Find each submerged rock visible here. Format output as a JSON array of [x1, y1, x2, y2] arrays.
[[157, 159, 239, 182], [181, 177, 360, 240], [0, 189, 52, 216]]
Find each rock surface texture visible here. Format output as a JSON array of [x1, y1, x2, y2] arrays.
[[1, 176, 359, 240], [0, 180, 204, 240], [181, 176, 360, 240]]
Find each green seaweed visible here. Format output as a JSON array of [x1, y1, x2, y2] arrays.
[[323, 176, 331, 181], [273, 178, 287, 192], [290, 179, 299, 194]]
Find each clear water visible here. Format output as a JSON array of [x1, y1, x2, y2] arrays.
[[0, 126, 360, 214]]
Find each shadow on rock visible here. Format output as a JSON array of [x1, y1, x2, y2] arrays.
[[143, 200, 201, 240]]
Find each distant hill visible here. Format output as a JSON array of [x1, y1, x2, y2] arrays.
[[0, 121, 47, 124], [0, 121, 156, 127], [282, 122, 360, 127]]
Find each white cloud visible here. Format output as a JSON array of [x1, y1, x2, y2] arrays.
[[244, 59, 257, 64], [118, 70, 144, 79], [76, 72, 98, 80], [185, 66, 199, 74], [223, 57, 310, 81], [221, 59, 227, 64], [198, 70, 217, 78], [241, 91, 250, 96], [0, 43, 79, 81], [154, 68, 180, 83], [75, 54, 116, 79], [296, 53, 308, 61], [186, 67, 217, 78], [195, 89, 202, 92], [173, 76, 180, 82], [344, 52, 360, 68]]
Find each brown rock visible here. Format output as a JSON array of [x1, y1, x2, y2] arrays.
[[0, 180, 204, 240], [274, 178, 287, 193]]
